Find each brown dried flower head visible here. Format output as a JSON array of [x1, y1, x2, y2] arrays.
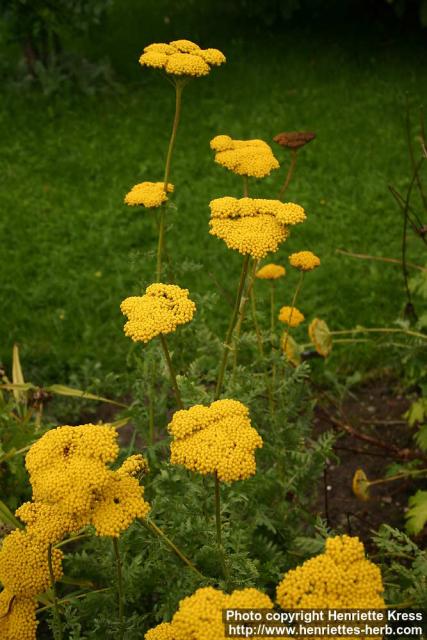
[[273, 131, 316, 150]]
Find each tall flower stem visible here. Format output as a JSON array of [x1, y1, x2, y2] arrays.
[[156, 80, 184, 281], [48, 544, 63, 640], [159, 333, 183, 409], [282, 272, 304, 355], [232, 258, 259, 372], [214, 471, 230, 588], [269, 281, 276, 414], [250, 287, 264, 358], [140, 518, 206, 580], [278, 149, 297, 200], [113, 539, 125, 639], [215, 254, 251, 399]]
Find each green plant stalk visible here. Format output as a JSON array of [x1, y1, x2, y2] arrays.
[[156, 80, 184, 281], [214, 471, 230, 588], [140, 519, 206, 580], [278, 149, 297, 199], [113, 538, 125, 640], [282, 272, 305, 354], [250, 287, 264, 358], [36, 588, 112, 614], [368, 468, 427, 487], [48, 544, 63, 640], [54, 532, 91, 549], [269, 281, 276, 414], [148, 359, 156, 445], [159, 333, 183, 409], [329, 327, 427, 341], [232, 258, 259, 372], [214, 254, 251, 399]]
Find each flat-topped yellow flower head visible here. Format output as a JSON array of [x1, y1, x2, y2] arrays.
[[0, 590, 38, 640], [168, 399, 263, 482], [210, 134, 279, 178], [90, 470, 150, 537], [121, 283, 196, 343], [209, 197, 305, 259], [276, 535, 385, 610], [289, 250, 320, 271], [256, 263, 286, 280], [0, 530, 63, 598], [16, 502, 86, 545], [139, 39, 225, 77], [278, 306, 305, 327], [145, 586, 273, 640], [124, 182, 174, 208]]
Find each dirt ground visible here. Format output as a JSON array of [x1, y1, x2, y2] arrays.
[[313, 379, 427, 546]]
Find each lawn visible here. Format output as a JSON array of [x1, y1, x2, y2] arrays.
[[2, 27, 426, 383]]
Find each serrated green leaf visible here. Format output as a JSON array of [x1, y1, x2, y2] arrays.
[[406, 490, 427, 535], [415, 424, 427, 452]]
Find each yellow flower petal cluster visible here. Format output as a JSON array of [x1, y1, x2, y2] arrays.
[[276, 535, 385, 611], [23, 424, 150, 539], [209, 197, 306, 260], [91, 472, 150, 537], [145, 622, 176, 640], [168, 399, 263, 482], [16, 502, 85, 545], [0, 530, 63, 597], [209, 197, 306, 225], [210, 135, 279, 178], [145, 587, 273, 640], [139, 40, 225, 77], [121, 283, 196, 343], [0, 590, 38, 640], [255, 263, 286, 280], [278, 306, 305, 327], [124, 182, 174, 208], [289, 250, 320, 271]]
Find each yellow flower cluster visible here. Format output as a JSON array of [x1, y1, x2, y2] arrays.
[[145, 586, 273, 640], [0, 590, 38, 640], [278, 306, 305, 327], [289, 250, 320, 271], [168, 399, 263, 482], [276, 535, 385, 610], [256, 263, 286, 280], [124, 182, 174, 208], [121, 283, 196, 343], [210, 135, 279, 178], [209, 197, 306, 259], [23, 423, 150, 538], [139, 40, 225, 77], [0, 424, 150, 637], [0, 530, 63, 597]]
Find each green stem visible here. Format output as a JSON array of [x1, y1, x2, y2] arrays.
[[214, 254, 251, 399], [54, 533, 91, 549], [269, 282, 276, 415], [368, 468, 427, 487], [48, 544, 63, 640], [36, 588, 112, 614], [278, 149, 297, 200], [159, 333, 183, 409], [148, 359, 156, 445], [214, 472, 230, 588], [250, 287, 264, 357], [113, 538, 125, 640], [329, 327, 427, 341], [282, 272, 304, 354], [232, 259, 258, 373], [140, 519, 206, 580], [156, 81, 184, 281]]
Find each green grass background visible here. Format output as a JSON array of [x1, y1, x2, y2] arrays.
[[1, 16, 426, 383]]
